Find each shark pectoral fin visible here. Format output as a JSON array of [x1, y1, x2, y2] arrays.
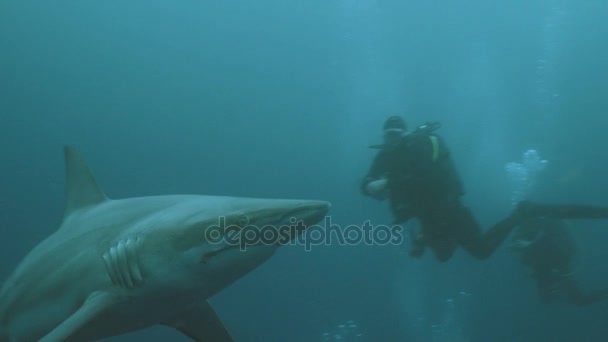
[[162, 301, 233, 342], [39, 291, 115, 342]]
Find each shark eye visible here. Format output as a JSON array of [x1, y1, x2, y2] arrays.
[[237, 215, 250, 227]]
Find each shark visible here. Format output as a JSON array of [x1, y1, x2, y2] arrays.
[[0, 146, 330, 341]]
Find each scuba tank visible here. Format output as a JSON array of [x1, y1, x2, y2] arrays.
[[369, 121, 441, 149]]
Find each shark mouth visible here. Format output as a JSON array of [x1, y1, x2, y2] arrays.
[[201, 245, 235, 264], [200, 202, 330, 262]]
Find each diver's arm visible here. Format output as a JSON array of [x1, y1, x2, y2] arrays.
[[361, 152, 389, 200]]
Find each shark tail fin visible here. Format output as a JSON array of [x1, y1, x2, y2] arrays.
[[62, 146, 109, 219]]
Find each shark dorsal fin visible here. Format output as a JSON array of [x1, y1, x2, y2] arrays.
[[62, 146, 108, 218]]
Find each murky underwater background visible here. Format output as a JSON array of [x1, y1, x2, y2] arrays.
[[2, 0, 608, 340]]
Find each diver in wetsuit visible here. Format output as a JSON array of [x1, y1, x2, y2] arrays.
[[361, 116, 608, 262], [511, 217, 608, 306]]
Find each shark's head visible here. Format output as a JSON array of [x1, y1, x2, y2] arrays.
[[58, 146, 330, 298]]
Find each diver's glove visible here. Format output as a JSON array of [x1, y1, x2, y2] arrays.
[[366, 178, 389, 200]]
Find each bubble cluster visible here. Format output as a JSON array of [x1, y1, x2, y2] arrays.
[[505, 149, 548, 206]]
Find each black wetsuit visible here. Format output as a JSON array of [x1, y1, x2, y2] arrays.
[[513, 218, 608, 306], [361, 129, 608, 262]]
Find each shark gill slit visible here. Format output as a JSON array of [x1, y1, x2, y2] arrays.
[[117, 241, 134, 288], [102, 252, 119, 287], [106, 247, 122, 287], [110, 247, 126, 288], [126, 237, 144, 285]]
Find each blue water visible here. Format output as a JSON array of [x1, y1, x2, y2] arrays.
[[2, 0, 608, 341]]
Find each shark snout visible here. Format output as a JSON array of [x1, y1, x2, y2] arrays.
[[295, 201, 330, 227], [276, 200, 330, 225], [274, 200, 330, 244]]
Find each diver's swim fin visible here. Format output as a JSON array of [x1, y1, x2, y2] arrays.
[[517, 201, 608, 220]]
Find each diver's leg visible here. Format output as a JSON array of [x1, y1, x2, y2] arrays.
[[453, 205, 520, 260], [428, 236, 457, 262], [408, 228, 426, 258], [518, 201, 608, 219], [564, 277, 608, 306], [412, 214, 457, 261], [457, 200, 608, 260]]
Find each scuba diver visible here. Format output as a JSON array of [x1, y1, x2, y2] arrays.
[[511, 217, 608, 306], [361, 115, 608, 262]]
